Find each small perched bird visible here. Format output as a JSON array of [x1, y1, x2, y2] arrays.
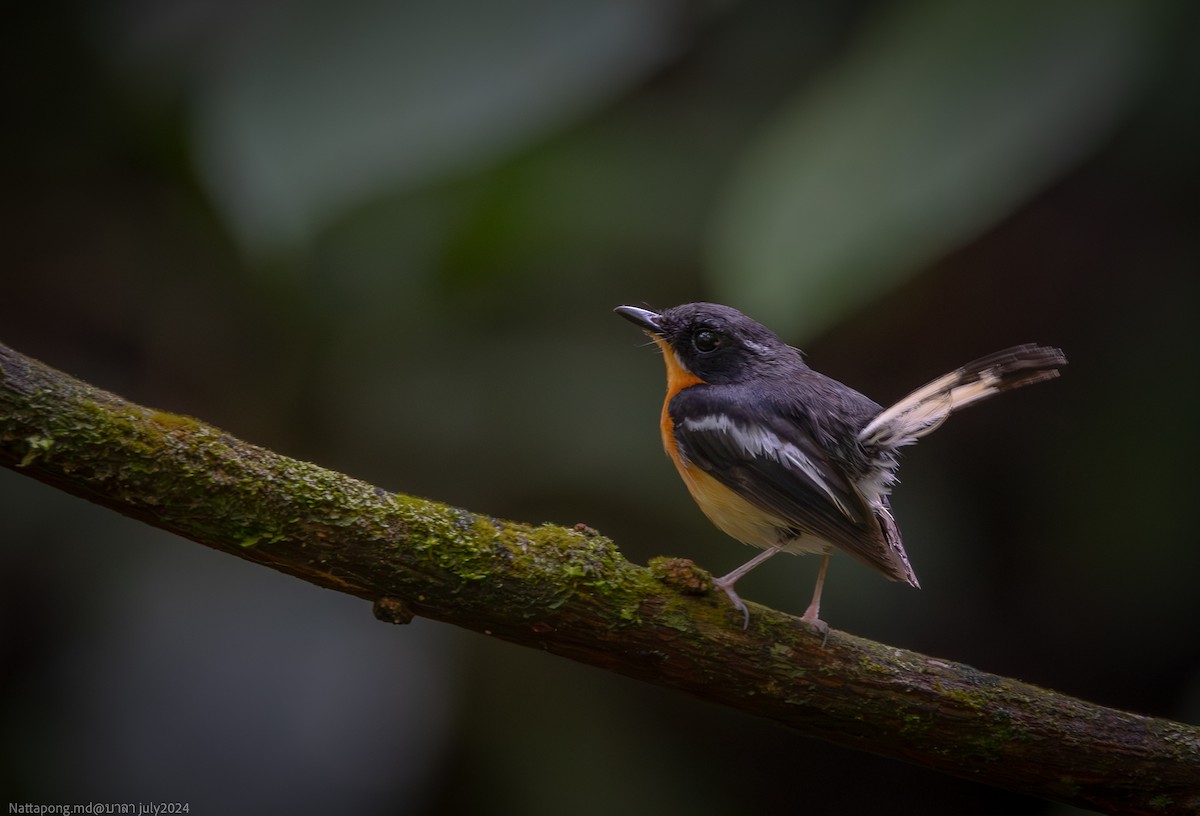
[[615, 302, 1066, 631]]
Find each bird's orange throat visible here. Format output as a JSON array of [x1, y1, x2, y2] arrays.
[[652, 337, 704, 466], [653, 337, 705, 396]]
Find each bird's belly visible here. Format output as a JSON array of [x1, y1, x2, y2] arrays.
[[675, 460, 829, 556]]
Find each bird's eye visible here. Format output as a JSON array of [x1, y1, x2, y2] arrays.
[[693, 329, 723, 353]]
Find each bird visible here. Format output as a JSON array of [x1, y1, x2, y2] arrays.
[[615, 302, 1066, 632]]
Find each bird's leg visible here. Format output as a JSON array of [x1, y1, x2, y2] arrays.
[[800, 553, 831, 641], [712, 546, 783, 628]]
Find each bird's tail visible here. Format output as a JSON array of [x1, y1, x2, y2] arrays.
[[858, 344, 1067, 450]]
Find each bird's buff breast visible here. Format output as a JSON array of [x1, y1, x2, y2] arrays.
[[660, 402, 828, 556], [652, 339, 826, 555]]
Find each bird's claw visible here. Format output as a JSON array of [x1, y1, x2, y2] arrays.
[[800, 612, 830, 646], [712, 576, 751, 629]]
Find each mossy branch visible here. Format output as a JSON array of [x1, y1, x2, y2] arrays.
[[1, 342, 1197, 815]]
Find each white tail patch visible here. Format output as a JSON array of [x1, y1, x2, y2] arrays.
[[858, 345, 1065, 451], [860, 371, 1002, 448]]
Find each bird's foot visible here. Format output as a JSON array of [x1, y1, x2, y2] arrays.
[[800, 609, 830, 646], [711, 575, 751, 629]]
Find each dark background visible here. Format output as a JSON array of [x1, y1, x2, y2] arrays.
[[3, 1, 1198, 814]]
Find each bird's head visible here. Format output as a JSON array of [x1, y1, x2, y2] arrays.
[[614, 302, 800, 387]]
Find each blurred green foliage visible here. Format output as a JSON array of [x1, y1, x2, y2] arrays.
[[709, 0, 1176, 336], [192, 0, 679, 256], [3, 1, 1198, 814]]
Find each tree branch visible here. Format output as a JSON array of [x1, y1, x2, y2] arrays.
[[2, 342, 1196, 815]]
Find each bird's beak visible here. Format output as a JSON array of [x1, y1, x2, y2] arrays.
[[614, 305, 664, 336]]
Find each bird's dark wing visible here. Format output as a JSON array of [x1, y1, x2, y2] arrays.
[[669, 381, 916, 584], [668, 383, 873, 540]]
